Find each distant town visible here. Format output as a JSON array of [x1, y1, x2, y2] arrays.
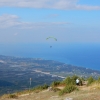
[[0, 55, 100, 95]]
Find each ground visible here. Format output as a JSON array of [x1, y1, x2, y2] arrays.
[[0, 85, 100, 100]]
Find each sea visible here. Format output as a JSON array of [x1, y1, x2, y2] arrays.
[[0, 43, 100, 71]]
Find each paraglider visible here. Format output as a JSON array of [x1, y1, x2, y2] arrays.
[[46, 36, 57, 48]]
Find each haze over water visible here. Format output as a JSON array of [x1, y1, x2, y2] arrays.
[[0, 43, 100, 71]]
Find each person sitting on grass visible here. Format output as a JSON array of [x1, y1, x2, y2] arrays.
[[76, 78, 80, 86]]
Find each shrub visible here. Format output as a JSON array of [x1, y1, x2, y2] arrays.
[[8, 94, 18, 98], [79, 80, 82, 86], [71, 75, 79, 81], [2, 94, 17, 99], [51, 81, 61, 87], [71, 75, 83, 86], [16, 90, 30, 95], [41, 84, 49, 89], [97, 77, 100, 82], [32, 84, 49, 92], [62, 75, 82, 86], [87, 76, 95, 86], [63, 77, 72, 85], [59, 85, 78, 96]]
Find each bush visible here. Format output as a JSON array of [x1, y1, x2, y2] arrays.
[[71, 75, 79, 81], [97, 77, 100, 82], [1, 94, 17, 99], [51, 81, 61, 87], [59, 85, 78, 96], [40, 84, 49, 89], [63, 77, 72, 85], [16, 90, 30, 95], [71, 75, 83, 86], [87, 76, 95, 86], [62, 75, 82, 86], [8, 94, 18, 98], [33, 84, 49, 92]]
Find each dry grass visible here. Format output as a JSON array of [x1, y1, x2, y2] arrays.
[[89, 82, 100, 89], [1, 83, 100, 100]]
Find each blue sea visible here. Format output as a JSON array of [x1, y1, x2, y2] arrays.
[[0, 43, 100, 70]]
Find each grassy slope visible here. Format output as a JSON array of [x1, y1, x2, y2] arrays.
[[1, 85, 100, 100]]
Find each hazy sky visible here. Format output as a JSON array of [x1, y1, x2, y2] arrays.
[[0, 0, 100, 44]]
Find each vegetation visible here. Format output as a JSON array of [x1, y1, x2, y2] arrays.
[[1, 94, 18, 99], [0, 55, 100, 95], [59, 85, 78, 96], [32, 84, 49, 93], [51, 81, 61, 87], [62, 75, 82, 86], [87, 76, 95, 86], [1, 75, 100, 100]]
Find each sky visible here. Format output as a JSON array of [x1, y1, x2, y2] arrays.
[[0, 0, 100, 44]]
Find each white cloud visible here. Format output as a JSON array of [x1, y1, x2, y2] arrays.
[[0, 14, 23, 28], [0, 14, 69, 29], [0, 0, 100, 10]]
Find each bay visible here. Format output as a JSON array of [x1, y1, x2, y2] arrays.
[[0, 43, 100, 70]]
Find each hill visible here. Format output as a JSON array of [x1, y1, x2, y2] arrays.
[[0, 55, 100, 95], [1, 76, 100, 100]]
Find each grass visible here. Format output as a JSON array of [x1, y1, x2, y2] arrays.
[[1, 84, 100, 100], [1, 76, 100, 100]]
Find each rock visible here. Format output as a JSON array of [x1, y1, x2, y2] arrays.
[[65, 97, 73, 100]]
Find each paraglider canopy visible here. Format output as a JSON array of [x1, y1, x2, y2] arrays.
[[46, 37, 57, 41]]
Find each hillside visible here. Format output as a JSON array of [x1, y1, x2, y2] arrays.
[[1, 83, 100, 100], [0, 55, 100, 95]]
